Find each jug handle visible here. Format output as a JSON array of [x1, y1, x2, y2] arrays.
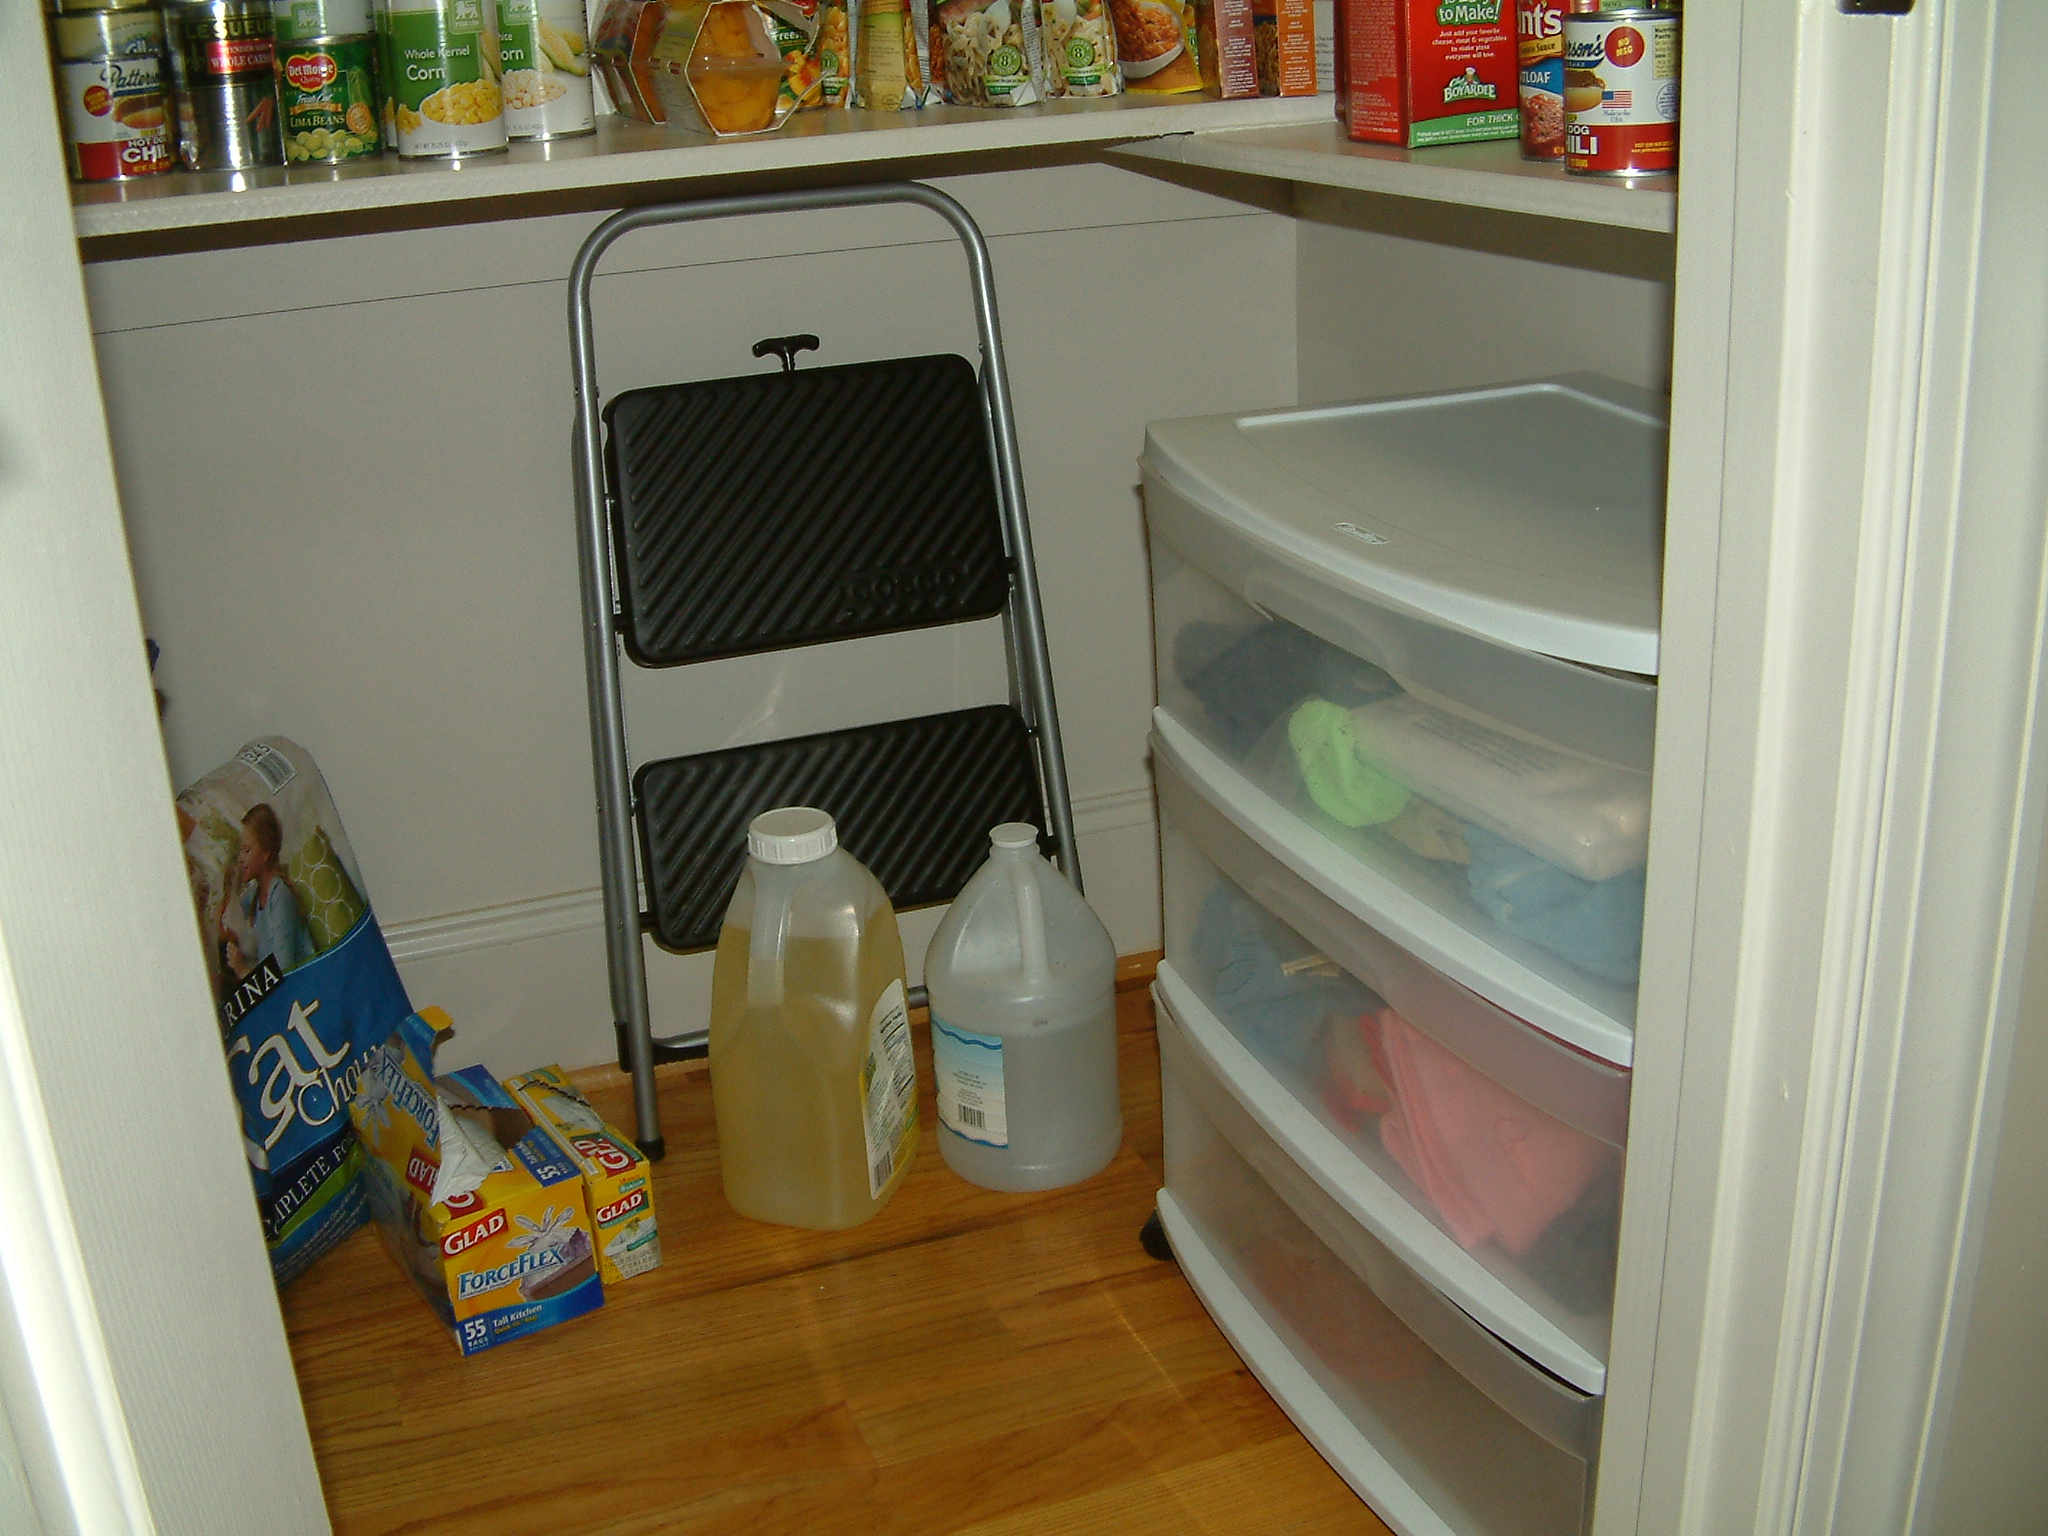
[[1010, 857, 1049, 990], [749, 867, 796, 1009]]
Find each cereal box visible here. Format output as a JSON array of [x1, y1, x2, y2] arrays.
[[503, 1067, 662, 1287], [1336, 0, 1516, 148], [350, 1009, 604, 1355]]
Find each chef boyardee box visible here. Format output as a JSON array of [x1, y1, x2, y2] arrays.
[[503, 1066, 662, 1287], [350, 1009, 604, 1355]]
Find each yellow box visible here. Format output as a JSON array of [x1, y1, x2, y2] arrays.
[[350, 1009, 604, 1355], [503, 1066, 662, 1286]]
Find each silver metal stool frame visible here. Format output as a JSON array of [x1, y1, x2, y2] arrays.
[[568, 182, 1080, 1157]]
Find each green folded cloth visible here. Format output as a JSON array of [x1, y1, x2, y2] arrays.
[[1289, 699, 1410, 828]]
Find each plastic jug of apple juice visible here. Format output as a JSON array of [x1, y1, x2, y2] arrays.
[[924, 823, 1120, 1192], [708, 807, 917, 1229]]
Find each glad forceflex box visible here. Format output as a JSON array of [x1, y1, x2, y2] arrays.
[[350, 1009, 604, 1355], [503, 1067, 662, 1286]]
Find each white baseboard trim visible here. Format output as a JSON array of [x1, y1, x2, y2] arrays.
[[384, 781, 1156, 965]]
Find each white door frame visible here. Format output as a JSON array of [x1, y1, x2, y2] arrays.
[[0, 5, 330, 1531], [1599, 3, 2048, 1531]]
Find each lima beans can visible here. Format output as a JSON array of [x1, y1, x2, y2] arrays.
[[495, 0, 593, 140], [58, 53, 178, 180], [278, 34, 382, 159], [381, 0, 507, 159], [1563, 8, 1678, 176], [168, 0, 283, 168]]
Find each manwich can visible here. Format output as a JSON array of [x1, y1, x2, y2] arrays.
[[276, 34, 382, 159], [1563, 7, 1678, 176], [380, 0, 507, 159], [1516, 0, 1597, 161], [494, 0, 593, 140], [167, 0, 284, 168]]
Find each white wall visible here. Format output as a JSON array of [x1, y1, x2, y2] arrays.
[[88, 162, 1297, 1076], [1293, 185, 1674, 402]]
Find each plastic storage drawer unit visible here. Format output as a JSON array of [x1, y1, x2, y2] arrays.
[[1158, 743, 1629, 1386], [1142, 376, 1666, 1045], [1157, 992, 1601, 1536]]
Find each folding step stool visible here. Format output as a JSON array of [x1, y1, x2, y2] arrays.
[[568, 183, 1080, 1158]]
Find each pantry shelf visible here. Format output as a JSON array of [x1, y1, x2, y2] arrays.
[[70, 92, 1330, 246], [1108, 120, 1678, 233]]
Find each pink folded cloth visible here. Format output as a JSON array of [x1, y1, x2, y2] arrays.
[[1370, 1007, 1602, 1256]]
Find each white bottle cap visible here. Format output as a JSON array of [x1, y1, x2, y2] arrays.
[[748, 806, 838, 865], [990, 823, 1039, 851]]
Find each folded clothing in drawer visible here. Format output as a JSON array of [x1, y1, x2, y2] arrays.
[[1160, 998, 1598, 1536]]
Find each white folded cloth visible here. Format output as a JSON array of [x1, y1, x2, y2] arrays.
[[1350, 695, 1650, 882]]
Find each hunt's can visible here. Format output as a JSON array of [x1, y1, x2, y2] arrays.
[[56, 52, 178, 180], [380, 0, 507, 159], [52, 4, 169, 61], [270, 0, 374, 40], [1563, 7, 1678, 176], [168, 0, 283, 167], [1516, 0, 1597, 162], [495, 0, 594, 140], [277, 34, 381, 159]]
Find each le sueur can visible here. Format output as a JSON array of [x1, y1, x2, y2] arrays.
[[57, 53, 178, 181], [1516, 0, 1596, 161], [1563, 7, 1678, 176], [168, 0, 283, 168]]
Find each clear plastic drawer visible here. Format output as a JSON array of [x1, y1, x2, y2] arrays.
[[1159, 997, 1598, 1536]]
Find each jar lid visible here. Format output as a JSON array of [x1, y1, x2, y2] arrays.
[[747, 807, 838, 865], [49, 0, 160, 14], [990, 823, 1039, 851]]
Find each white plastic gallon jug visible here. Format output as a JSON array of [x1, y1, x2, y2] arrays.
[[924, 823, 1120, 1192], [708, 807, 917, 1230]]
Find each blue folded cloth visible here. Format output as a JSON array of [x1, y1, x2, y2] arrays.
[[1463, 824, 1644, 986], [1189, 884, 1379, 1075]]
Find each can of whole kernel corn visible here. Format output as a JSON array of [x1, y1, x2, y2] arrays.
[[495, 0, 594, 140], [167, 0, 283, 169], [381, 0, 507, 159], [276, 33, 382, 160], [1563, 7, 1678, 176]]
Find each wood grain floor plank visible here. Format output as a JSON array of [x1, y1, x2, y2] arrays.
[[283, 986, 1390, 1535]]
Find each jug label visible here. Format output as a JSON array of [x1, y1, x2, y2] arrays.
[[932, 1017, 1008, 1148], [861, 980, 918, 1198]]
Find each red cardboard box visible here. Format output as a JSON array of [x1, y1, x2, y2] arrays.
[[1336, 0, 1517, 147]]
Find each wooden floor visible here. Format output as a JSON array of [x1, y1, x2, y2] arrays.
[[282, 984, 1392, 1536]]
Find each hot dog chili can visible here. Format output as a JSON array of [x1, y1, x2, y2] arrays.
[[1516, 0, 1597, 162], [1563, 7, 1678, 176], [167, 0, 283, 168], [56, 52, 179, 181]]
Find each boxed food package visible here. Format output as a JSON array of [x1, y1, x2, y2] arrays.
[[1037, 0, 1122, 97], [176, 738, 413, 1288], [851, 0, 934, 105], [1252, 0, 1314, 95], [592, 0, 822, 134], [351, 1008, 605, 1356], [503, 1066, 663, 1286], [1335, 0, 1516, 147], [1110, 0, 1200, 93], [1195, 0, 1255, 98]]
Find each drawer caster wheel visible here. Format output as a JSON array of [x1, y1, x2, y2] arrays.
[[1140, 1208, 1175, 1263]]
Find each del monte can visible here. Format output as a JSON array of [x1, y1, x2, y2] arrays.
[[277, 33, 381, 159]]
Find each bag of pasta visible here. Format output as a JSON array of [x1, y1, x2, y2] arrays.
[[1038, 0, 1121, 96], [850, 0, 933, 107], [175, 738, 412, 1287], [932, 0, 1045, 105]]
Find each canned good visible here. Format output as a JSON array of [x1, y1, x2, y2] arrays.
[[277, 33, 380, 159], [169, 0, 283, 166], [1516, 0, 1597, 162], [271, 0, 373, 41], [51, 6, 167, 60], [1563, 7, 1678, 177], [57, 52, 178, 179], [381, 0, 507, 159], [495, 0, 592, 140]]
